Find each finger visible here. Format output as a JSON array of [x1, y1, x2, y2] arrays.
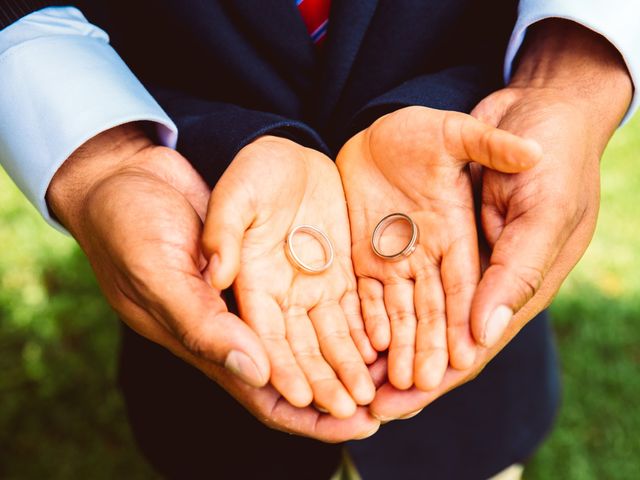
[[384, 278, 417, 390], [471, 215, 564, 349], [241, 292, 313, 407], [368, 355, 388, 389], [470, 90, 514, 127], [341, 288, 378, 364], [268, 398, 380, 442], [202, 176, 255, 290], [370, 367, 470, 421], [443, 111, 543, 173], [151, 270, 271, 388], [286, 305, 357, 418], [153, 275, 380, 439], [309, 301, 376, 406], [359, 277, 391, 351], [413, 264, 448, 391], [441, 232, 480, 370], [157, 320, 380, 442]]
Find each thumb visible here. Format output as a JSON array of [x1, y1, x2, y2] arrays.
[[443, 111, 543, 173], [470, 216, 562, 348], [202, 177, 256, 290], [159, 270, 271, 388]]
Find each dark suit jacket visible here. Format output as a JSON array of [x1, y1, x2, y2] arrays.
[[2, 1, 561, 479]]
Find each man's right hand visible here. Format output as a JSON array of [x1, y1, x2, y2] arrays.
[[337, 106, 541, 391], [46, 123, 380, 442]]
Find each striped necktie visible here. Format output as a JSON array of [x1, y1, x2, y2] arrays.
[[296, 0, 331, 47]]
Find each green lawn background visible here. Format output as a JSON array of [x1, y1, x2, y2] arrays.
[[0, 117, 638, 479]]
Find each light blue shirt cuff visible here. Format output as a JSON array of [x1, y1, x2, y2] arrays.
[[505, 0, 640, 125], [0, 8, 177, 233]]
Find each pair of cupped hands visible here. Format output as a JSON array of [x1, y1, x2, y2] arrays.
[[48, 83, 608, 442], [45, 19, 630, 442], [201, 105, 543, 420]]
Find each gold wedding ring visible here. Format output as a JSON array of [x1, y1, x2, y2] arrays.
[[285, 225, 334, 274], [371, 213, 419, 261]]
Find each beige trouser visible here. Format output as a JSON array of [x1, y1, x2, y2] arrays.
[[330, 449, 524, 480]]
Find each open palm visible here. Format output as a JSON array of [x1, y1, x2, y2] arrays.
[[337, 106, 541, 390], [204, 136, 376, 418], [49, 125, 380, 442]]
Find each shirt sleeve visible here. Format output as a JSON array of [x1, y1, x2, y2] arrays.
[[0, 6, 178, 232], [504, 0, 640, 124]]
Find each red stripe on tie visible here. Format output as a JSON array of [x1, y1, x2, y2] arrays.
[[298, 0, 331, 44]]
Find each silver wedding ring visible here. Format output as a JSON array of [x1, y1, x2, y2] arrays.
[[285, 225, 334, 274], [371, 213, 419, 261]]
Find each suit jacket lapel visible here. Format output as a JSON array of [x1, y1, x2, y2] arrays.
[[317, 0, 380, 123]]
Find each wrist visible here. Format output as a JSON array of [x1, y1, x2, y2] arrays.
[[46, 123, 154, 232], [510, 19, 632, 129]]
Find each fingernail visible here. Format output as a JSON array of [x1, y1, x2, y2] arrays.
[[355, 424, 380, 440], [313, 402, 329, 414], [371, 412, 394, 422], [225, 350, 265, 387], [483, 305, 513, 347], [204, 254, 220, 288], [399, 408, 423, 420]]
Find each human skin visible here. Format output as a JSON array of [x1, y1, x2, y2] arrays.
[[46, 17, 632, 441], [336, 107, 542, 391], [368, 19, 633, 420], [202, 135, 377, 418], [46, 125, 380, 441]]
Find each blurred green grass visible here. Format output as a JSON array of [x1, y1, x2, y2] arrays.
[[0, 117, 639, 479], [525, 116, 640, 479]]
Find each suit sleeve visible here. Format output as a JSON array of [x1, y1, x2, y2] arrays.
[[505, 0, 640, 124], [344, 64, 499, 144], [152, 88, 329, 187], [349, 0, 639, 138], [0, 5, 327, 232], [0, 6, 176, 232], [0, 1, 78, 29]]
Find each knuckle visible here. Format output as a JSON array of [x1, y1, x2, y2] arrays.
[[270, 351, 298, 370], [337, 358, 366, 373], [415, 344, 447, 357], [309, 375, 339, 389], [257, 331, 287, 344], [349, 326, 369, 343], [318, 328, 351, 344], [416, 308, 445, 329], [444, 278, 475, 298], [480, 128, 497, 160], [442, 111, 464, 155], [413, 265, 439, 282], [391, 341, 416, 353], [292, 344, 322, 359], [178, 325, 210, 359], [358, 284, 382, 303], [360, 292, 382, 306], [389, 309, 417, 325], [364, 311, 389, 325], [511, 265, 544, 304]]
